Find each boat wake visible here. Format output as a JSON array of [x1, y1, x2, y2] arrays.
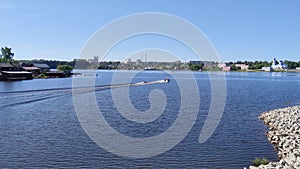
[[0, 79, 169, 107]]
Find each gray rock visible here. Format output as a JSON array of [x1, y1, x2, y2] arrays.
[[247, 106, 300, 169]]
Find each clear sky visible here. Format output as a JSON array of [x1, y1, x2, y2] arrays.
[[0, 0, 299, 62]]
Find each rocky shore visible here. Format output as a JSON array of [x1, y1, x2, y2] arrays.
[[248, 106, 300, 169]]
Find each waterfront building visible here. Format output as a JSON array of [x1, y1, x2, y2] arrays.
[[261, 67, 273, 72], [222, 66, 231, 71], [32, 63, 50, 73], [271, 58, 287, 70], [0, 63, 33, 80], [235, 64, 249, 70], [22, 66, 41, 76], [217, 63, 226, 69]]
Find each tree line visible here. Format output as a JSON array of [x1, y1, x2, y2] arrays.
[[1, 46, 299, 70], [18, 59, 75, 69]]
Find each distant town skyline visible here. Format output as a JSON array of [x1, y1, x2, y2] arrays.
[[1, 0, 300, 62]]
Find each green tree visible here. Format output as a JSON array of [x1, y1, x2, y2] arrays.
[[1, 46, 14, 60], [230, 64, 237, 71], [188, 63, 204, 71], [284, 60, 300, 69], [248, 61, 272, 70], [57, 65, 73, 76]]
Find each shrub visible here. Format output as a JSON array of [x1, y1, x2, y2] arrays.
[[252, 157, 269, 166]]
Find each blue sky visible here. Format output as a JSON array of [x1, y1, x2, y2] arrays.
[[0, 0, 299, 62]]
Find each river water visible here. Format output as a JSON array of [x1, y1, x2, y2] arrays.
[[0, 71, 299, 168]]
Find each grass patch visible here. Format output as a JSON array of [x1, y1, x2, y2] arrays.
[[252, 157, 269, 166]]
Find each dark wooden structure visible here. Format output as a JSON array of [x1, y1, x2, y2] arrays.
[[45, 71, 65, 78], [0, 63, 33, 80], [22, 66, 41, 76], [32, 63, 50, 73]]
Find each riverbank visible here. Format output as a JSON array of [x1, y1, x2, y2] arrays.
[[249, 106, 300, 169]]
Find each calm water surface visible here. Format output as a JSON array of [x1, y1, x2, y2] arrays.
[[0, 71, 299, 168]]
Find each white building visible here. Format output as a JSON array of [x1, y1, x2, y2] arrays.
[[261, 67, 273, 72], [235, 64, 249, 70], [217, 63, 226, 69], [123, 58, 132, 64], [271, 58, 287, 70]]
